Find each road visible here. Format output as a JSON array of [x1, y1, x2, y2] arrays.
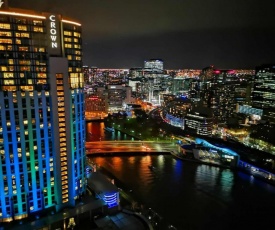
[[85, 140, 178, 155]]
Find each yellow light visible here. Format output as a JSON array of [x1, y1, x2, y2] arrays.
[[0, 11, 46, 19], [62, 19, 81, 26]]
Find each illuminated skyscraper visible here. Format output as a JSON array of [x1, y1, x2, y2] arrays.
[[144, 59, 163, 71], [0, 4, 85, 222], [252, 64, 275, 122], [252, 64, 275, 109]]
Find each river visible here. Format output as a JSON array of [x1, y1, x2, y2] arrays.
[[86, 121, 135, 141], [86, 122, 275, 230]]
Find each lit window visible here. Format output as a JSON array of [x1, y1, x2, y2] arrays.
[[0, 23, 11, 29], [3, 78, 15, 87], [0, 66, 8, 71], [2, 86, 16, 91], [3, 73, 14, 78], [18, 25, 27, 31], [33, 20, 43, 25], [18, 47, 29, 51], [0, 38, 12, 44], [64, 31, 72, 36], [33, 27, 44, 32], [20, 66, 30, 71], [19, 60, 31, 65], [73, 32, 81, 37], [0, 31, 12, 36], [21, 33, 30, 38], [20, 86, 33, 91]]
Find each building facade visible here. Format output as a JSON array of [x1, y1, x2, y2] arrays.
[[199, 68, 253, 123], [0, 5, 85, 222], [252, 64, 275, 123], [144, 59, 164, 71]]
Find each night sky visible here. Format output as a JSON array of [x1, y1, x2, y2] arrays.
[[10, 0, 275, 69]]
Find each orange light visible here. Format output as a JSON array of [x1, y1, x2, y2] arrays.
[[0, 11, 46, 19], [62, 19, 81, 26]]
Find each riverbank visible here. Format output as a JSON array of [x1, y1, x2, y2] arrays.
[[170, 151, 232, 169], [94, 164, 175, 229], [170, 151, 275, 187]]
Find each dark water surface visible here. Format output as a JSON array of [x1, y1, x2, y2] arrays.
[[87, 122, 275, 230], [90, 155, 275, 230]]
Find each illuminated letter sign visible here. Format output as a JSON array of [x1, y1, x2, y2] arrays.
[[49, 15, 58, 48], [47, 14, 61, 56]]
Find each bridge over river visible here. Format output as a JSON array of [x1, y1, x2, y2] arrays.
[[85, 140, 178, 155]]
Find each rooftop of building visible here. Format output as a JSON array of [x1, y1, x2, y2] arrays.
[[0, 4, 81, 25]]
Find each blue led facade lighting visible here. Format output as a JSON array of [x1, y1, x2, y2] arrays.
[[195, 138, 239, 157], [0, 7, 86, 222], [103, 193, 119, 208]]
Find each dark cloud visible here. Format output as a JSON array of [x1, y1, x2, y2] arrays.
[[9, 0, 275, 69]]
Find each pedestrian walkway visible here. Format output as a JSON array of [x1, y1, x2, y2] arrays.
[[95, 211, 147, 230]]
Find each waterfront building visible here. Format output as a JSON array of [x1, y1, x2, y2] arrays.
[[185, 107, 213, 136], [0, 4, 86, 222]]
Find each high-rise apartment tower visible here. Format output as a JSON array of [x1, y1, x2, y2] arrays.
[[0, 3, 86, 222]]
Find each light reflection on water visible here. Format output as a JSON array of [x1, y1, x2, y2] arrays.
[[91, 155, 275, 230], [86, 121, 135, 141], [87, 122, 275, 229]]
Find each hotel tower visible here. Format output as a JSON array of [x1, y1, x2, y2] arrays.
[[0, 1, 86, 222]]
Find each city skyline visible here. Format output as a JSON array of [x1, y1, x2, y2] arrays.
[[1, 2, 275, 229], [10, 0, 275, 69]]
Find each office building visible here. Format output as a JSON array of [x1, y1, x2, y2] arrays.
[[144, 59, 163, 71], [185, 110, 213, 136], [253, 64, 275, 109], [252, 64, 275, 123], [0, 4, 85, 222]]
